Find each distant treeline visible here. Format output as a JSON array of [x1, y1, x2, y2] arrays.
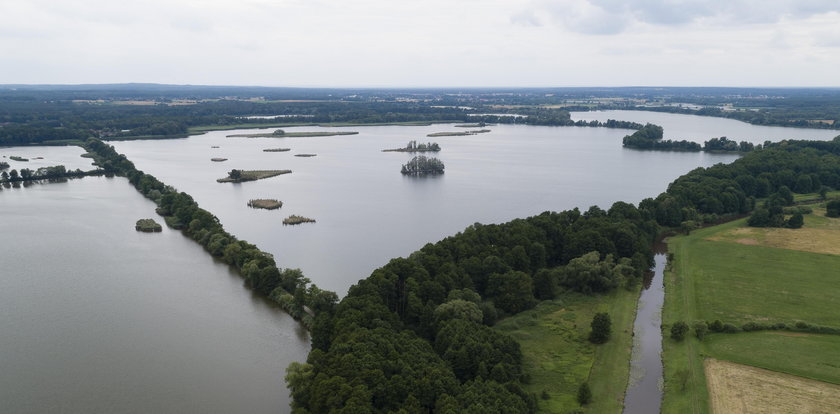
[[617, 104, 840, 130], [0, 89, 646, 146], [82, 139, 337, 327], [288, 136, 840, 412]]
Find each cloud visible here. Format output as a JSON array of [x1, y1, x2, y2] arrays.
[[521, 0, 840, 34]]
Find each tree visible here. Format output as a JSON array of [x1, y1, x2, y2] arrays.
[[228, 169, 242, 180], [577, 382, 592, 405], [589, 312, 611, 344], [694, 321, 709, 341], [786, 212, 804, 229], [827, 200, 840, 218], [671, 321, 689, 341]]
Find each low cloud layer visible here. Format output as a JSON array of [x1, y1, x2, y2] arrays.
[[1, 0, 839, 86]]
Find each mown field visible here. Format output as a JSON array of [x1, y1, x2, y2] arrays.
[[495, 288, 639, 413], [662, 211, 840, 414]]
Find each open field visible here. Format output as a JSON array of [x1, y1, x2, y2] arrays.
[[705, 358, 840, 414], [705, 332, 840, 385], [663, 215, 840, 413], [674, 218, 840, 327], [495, 289, 638, 413]]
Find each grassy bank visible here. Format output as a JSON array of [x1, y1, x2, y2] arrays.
[[495, 288, 639, 413], [662, 212, 840, 413], [188, 120, 460, 134]]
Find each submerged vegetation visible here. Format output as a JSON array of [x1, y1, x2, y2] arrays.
[[283, 215, 315, 225], [217, 169, 292, 183], [247, 199, 283, 210], [401, 155, 445, 175]]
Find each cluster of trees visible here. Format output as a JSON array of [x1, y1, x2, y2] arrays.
[[622, 124, 702, 151], [405, 141, 440, 152], [0, 161, 9, 170], [703, 136, 755, 152], [401, 155, 445, 175], [827, 200, 840, 217], [82, 139, 336, 327], [289, 136, 840, 412], [0, 165, 92, 183]]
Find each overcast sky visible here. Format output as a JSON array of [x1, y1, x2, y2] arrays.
[[2, 0, 840, 87]]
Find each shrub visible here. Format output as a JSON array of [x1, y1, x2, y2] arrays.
[[671, 321, 690, 341], [577, 382, 592, 405]]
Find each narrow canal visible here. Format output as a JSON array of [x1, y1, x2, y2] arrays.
[[623, 247, 667, 414]]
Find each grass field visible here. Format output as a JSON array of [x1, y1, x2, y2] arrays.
[[495, 288, 638, 413], [663, 212, 840, 413], [705, 358, 840, 414]]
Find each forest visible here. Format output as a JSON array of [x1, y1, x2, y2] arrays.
[[287, 136, 840, 412]]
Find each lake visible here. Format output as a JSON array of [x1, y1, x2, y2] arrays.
[[0, 177, 310, 413], [114, 121, 740, 296]]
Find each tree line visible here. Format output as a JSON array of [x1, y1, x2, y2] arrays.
[[82, 139, 336, 327]]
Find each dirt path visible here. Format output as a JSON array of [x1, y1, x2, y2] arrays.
[[705, 358, 840, 414]]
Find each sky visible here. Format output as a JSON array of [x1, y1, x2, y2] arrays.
[[2, 0, 840, 87]]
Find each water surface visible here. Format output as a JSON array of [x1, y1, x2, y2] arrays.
[[114, 123, 738, 295], [0, 177, 309, 413]]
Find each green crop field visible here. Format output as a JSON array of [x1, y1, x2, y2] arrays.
[[662, 213, 840, 414]]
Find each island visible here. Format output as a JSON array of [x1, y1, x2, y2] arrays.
[[227, 129, 359, 138], [283, 215, 316, 225], [211, 157, 228, 162], [401, 155, 445, 175], [10, 156, 29, 162], [427, 129, 490, 137], [216, 169, 292, 183], [248, 199, 283, 210], [135, 218, 162, 232], [294, 154, 317, 157], [263, 148, 291, 152], [454, 122, 491, 128], [382, 140, 441, 152]]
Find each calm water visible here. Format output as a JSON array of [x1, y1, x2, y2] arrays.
[[571, 110, 840, 144], [0, 145, 94, 171], [0, 177, 309, 413], [624, 252, 666, 414], [114, 123, 739, 296]]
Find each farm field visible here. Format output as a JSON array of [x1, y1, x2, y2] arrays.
[[662, 211, 840, 414]]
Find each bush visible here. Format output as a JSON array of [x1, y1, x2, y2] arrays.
[[827, 200, 840, 218], [694, 321, 709, 340], [589, 312, 611, 344], [722, 323, 740, 333], [709, 319, 724, 332], [577, 382, 592, 405], [671, 321, 690, 341]]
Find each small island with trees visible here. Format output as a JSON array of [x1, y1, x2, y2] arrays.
[[10, 156, 29, 162], [283, 215, 316, 225], [263, 148, 291, 152], [211, 157, 228, 162], [401, 155, 445, 175], [227, 129, 359, 138], [135, 218, 162, 232], [294, 153, 317, 157], [383, 140, 441, 153], [248, 199, 283, 210], [217, 169, 292, 183]]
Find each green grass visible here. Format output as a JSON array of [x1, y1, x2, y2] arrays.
[[705, 332, 840, 385], [495, 288, 639, 413], [793, 190, 840, 203], [663, 216, 840, 413]]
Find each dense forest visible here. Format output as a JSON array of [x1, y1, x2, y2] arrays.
[[288, 136, 840, 412]]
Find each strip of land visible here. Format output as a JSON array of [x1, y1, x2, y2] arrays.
[[217, 170, 291, 183], [227, 131, 358, 138]]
